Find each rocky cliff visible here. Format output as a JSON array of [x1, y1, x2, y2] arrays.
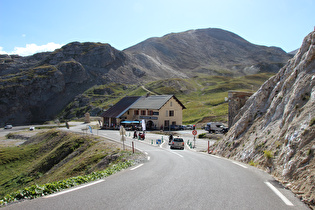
[[211, 31, 315, 208], [0, 28, 292, 125]]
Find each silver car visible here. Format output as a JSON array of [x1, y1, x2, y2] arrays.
[[4, 125, 12, 129], [170, 138, 184, 150]]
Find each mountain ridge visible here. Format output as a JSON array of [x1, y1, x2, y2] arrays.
[[0, 28, 292, 125]]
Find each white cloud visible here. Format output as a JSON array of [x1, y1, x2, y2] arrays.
[[0, 47, 7, 54], [0, 42, 64, 56]]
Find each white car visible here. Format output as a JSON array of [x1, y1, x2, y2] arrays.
[[4, 125, 13, 129]]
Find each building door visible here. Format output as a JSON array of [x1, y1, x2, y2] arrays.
[[164, 120, 169, 130], [147, 120, 154, 130]]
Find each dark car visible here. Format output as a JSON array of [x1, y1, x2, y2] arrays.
[[170, 138, 185, 150]]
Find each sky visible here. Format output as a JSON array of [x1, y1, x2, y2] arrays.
[[0, 0, 314, 56]]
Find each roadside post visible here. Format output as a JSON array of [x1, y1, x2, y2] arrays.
[[192, 130, 197, 148], [120, 125, 126, 150], [132, 141, 135, 153], [208, 141, 210, 154]]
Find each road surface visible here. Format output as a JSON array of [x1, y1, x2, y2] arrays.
[[2, 125, 309, 209]]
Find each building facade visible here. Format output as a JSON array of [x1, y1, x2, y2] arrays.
[[101, 95, 186, 130]]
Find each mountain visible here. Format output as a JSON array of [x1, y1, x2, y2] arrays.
[[0, 28, 292, 126], [125, 28, 292, 77], [211, 31, 315, 208]]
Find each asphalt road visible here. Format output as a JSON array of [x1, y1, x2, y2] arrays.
[[2, 125, 309, 210]]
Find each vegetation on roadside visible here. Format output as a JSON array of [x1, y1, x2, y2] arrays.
[[0, 161, 133, 206], [0, 129, 140, 205]]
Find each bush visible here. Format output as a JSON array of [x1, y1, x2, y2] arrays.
[[198, 133, 207, 138], [263, 150, 273, 160], [310, 118, 315, 126], [249, 160, 258, 167]]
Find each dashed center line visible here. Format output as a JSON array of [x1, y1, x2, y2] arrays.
[[169, 151, 184, 158]]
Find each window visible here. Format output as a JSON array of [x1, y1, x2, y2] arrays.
[[164, 120, 170, 128], [141, 110, 146, 115], [148, 110, 153, 115], [134, 110, 139, 115], [169, 110, 174, 117], [166, 110, 168, 117], [170, 101, 173, 107]]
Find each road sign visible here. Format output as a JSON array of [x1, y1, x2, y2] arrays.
[[192, 130, 197, 135]]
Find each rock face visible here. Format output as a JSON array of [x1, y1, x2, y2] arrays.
[[0, 28, 292, 125], [212, 31, 315, 207]]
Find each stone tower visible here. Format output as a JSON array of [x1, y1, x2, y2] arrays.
[[228, 91, 253, 128]]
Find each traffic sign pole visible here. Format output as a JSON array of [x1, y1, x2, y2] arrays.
[[192, 130, 197, 148]]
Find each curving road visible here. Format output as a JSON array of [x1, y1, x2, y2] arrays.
[[3, 125, 309, 209]]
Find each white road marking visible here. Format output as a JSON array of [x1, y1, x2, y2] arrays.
[[265, 182, 294, 206], [130, 164, 144, 171], [209, 154, 221, 159], [160, 140, 166, 148], [148, 156, 151, 160], [232, 161, 248, 168], [170, 151, 184, 158], [45, 179, 105, 198]]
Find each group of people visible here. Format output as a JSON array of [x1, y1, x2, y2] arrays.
[[133, 130, 145, 140]]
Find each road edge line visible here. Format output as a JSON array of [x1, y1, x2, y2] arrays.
[[130, 164, 144, 171], [264, 181, 294, 206], [45, 179, 105, 198]]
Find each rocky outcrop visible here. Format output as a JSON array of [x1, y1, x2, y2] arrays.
[[0, 62, 92, 125], [211, 31, 315, 208]]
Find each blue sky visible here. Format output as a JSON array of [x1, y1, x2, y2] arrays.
[[0, 0, 314, 56]]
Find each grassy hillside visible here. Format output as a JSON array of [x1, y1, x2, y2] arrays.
[[58, 73, 275, 125], [143, 73, 275, 124], [0, 130, 142, 200]]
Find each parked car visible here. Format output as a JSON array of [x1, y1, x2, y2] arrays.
[[4, 125, 12, 129], [205, 122, 228, 134], [170, 125, 181, 131], [170, 138, 185, 150], [186, 125, 193, 130]]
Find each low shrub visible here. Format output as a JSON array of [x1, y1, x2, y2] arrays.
[[0, 160, 133, 206], [263, 150, 273, 160], [198, 133, 207, 138]]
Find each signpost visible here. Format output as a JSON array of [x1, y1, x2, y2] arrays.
[[192, 130, 197, 148]]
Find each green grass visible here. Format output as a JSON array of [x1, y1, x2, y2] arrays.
[[0, 130, 138, 200], [58, 73, 274, 125], [0, 161, 133, 206]]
